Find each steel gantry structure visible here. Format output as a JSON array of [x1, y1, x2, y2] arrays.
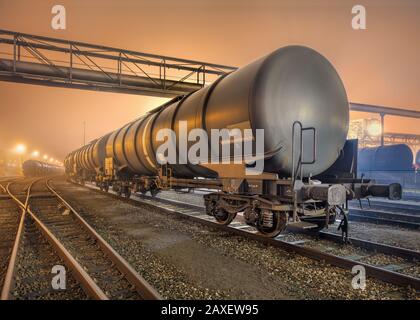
[[0, 30, 419, 130], [350, 103, 420, 147], [0, 30, 237, 97]]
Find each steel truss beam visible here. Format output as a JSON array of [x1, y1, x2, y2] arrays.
[[350, 103, 420, 119], [0, 30, 418, 122], [0, 29, 237, 97]]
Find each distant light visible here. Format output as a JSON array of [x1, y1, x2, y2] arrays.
[[367, 121, 382, 136], [15, 144, 26, 154], [49, 157, 54, 162], [32, 150, 40, 157], [43, 154, 48, 160]]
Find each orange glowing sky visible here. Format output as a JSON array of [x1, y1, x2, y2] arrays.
[[0, 0, 419, 160]]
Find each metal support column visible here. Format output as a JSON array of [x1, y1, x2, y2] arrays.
[[380, 113, 385, 146]]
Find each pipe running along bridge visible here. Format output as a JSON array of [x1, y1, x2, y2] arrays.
[[0, 29, 419, 143]]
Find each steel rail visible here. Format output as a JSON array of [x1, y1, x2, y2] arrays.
[[46, 179, 162, 300], [79, 182, 420, 290], [348, 209, 420, 230], [317, 231, 420, 261], [4, 179, 109, 300], [351, 199, 420, 213], [0, 179, 33, 300], [350, 207, 420, 222]]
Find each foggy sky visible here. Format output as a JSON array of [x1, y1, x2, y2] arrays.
[[0, 0, 419, 160]]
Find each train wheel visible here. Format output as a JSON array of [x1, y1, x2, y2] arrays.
[[256, 210, 288, 238], [214, 208, 237, 225], [104, 184, 109, 192], [205, 200, 216, 216], [150, 188, 159, 197], [124, 188, 131, 199]]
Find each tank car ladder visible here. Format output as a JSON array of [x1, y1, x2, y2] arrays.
[[291, 121, 316, 223]]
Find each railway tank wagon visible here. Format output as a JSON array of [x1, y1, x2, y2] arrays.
[[65, 45, 402, 237], [22, 160, 64, 177], [358, 144, 413, 173], [415, 150, 420, 169], [358, 144, 414, 186]]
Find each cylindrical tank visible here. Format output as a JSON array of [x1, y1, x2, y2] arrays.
[[415, 150, 420, 168], [22, 160, 64, 177], [358, 144, 413, 172], [67, 46, 349, 178], [92, 133, 111, 168], [84, 141, 97, 171]]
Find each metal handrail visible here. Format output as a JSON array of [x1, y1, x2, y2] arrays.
[[291, 121, 317, 222], [291, 121, 316, 184]]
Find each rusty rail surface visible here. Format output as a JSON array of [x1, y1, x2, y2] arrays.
[[46, 179, 161, 300], [0, 179, 32, 300], [2, 178, 108, 300]]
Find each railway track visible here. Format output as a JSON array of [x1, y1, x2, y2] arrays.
[[353, 198, 420, 213], [0, 178, 44, 299], [81, 181, 420, 291], [349, 199, 420, 230], [0, 182, 23, 295], [348, 208, 420, 230], [402, 193, 420, 202], [0, 177, 161, 300]]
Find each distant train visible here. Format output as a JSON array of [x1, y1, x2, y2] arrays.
[[416, 150, 420, 169], [22, 160, 64, 177], [358, 144, 413, 173], [358, 144, 420, 192], [358, 144, 414, 183], [65, 46, 401, 237]]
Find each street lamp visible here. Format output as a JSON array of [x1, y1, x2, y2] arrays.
[[32, 150, 40, 158], [15, 144, 26, 154], [367, 120, 382, 137], [43, 154, 48, 160], [15, 144, 26, 176]]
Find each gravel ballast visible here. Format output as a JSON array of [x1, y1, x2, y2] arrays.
[[52, 179, 418, 300]]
